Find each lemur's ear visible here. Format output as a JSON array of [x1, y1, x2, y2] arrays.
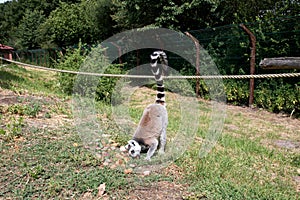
[[125, 143, 130, 150], [125, 140, 135, 150]]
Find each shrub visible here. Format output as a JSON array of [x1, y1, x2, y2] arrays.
[[255, 79, 300, 116], [56, 43, 86, 95], [96, 64, 124, 103], [56, 43, 124, 103]]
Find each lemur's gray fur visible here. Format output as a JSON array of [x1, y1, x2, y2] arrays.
[[125, 51, 168, 160]]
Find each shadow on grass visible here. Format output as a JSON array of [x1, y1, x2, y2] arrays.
[[0, 70, 25, 89]]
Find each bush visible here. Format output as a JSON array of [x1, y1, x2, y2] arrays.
[[56, 44, 86, 95], [255, 79, 300, 116], [96, 64, 124, 103], [225, 80, 249, 106], [56, 43, 125, 103]]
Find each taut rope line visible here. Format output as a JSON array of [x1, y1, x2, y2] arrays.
[[1, 57, 300, 79]]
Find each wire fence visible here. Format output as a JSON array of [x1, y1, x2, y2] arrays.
[[1, 16, 299, 106]]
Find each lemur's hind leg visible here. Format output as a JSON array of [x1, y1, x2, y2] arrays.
[[159, 128, 166, 154], [145, 139, 159, 160]]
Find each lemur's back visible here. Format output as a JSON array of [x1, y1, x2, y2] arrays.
[[133, 104, 167, 145]]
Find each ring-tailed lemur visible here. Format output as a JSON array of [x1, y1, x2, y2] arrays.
[[125, 51, 168, 160]]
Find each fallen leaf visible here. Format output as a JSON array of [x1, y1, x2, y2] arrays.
[[124, 168, 133, 174], [111, 142, 119, 147], [97, 183, 106, 197], [110, 164, 117, 169], [82, 192, 93, 199], [116, 159, 123, 165]]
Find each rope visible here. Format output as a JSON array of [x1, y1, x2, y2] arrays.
[[1, 57, 300, 79]]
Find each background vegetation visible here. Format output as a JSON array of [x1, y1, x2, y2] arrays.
[[0, 0, 299, 116]]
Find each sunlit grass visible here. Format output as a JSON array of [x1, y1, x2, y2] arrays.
[[1, 65, 299, 199]]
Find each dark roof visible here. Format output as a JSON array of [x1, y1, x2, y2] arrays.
[[0, 44, 14, 50]]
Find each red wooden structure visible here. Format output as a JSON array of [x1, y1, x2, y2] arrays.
[[0, 44, 14, 60]]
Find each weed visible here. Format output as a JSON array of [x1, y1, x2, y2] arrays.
[[1, 116, 25, 141], [28, 165, 45, 179], [7, 102, 41, 117], [8, 104, 25, 115], [44, 112, 51, 118], [24, 102, 42, 117]]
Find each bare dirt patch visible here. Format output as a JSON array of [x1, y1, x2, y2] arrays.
[[126, 181, 188, 200], [0, 89, 18, 105]]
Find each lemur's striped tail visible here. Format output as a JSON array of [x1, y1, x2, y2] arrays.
[[150, 51, 168, 105]]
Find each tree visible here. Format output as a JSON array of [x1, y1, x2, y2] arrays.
[[17, 9, 45, 49], [111, 0, 167, 30], [38, 0, 115, 48], [39, 2, 89, 47], [83, 0, 116, 41]]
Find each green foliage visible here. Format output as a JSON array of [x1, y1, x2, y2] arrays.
[[96, 65, 124, 103], [255, 79, 300, 116], [225, 80, 249, 105], [55, 42, 124, 103], [38, 0, 114, 47], [38, 2, 90, 47], [24, 102, 42, 117], [0, 116, 25, 141], [0, 0, 81, 46], [1, 0, 299, 115], [56, 42, 86, 94], [7, 102, 41, 117], [17, 9, 45, 49]]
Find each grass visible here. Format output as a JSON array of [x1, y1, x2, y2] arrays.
[[0, 64, 299, 199]]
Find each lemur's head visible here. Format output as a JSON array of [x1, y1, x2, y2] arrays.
[[125, 140, 141, 158]]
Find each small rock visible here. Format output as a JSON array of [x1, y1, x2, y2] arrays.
[[102, 147, 109, 151], [102, 152, 109, 157], [129, 164, 136, 168], [115, 153, 124, 159], [120, 146, 127, 152], [110, 146, 116, 151], [103, 159, 111, 166], [73, 143, 78, 147], [143, 170, 151, 176], [95, 153, 102, 159], [95, 146, 102, 150], [97, 183, 106, 197], [297, 169, 300, 175]]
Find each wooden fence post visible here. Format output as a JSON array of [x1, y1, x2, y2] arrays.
[[240, 24, 256, 107], [185, 31, 200, 97], [110, 42, 122, 64]]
